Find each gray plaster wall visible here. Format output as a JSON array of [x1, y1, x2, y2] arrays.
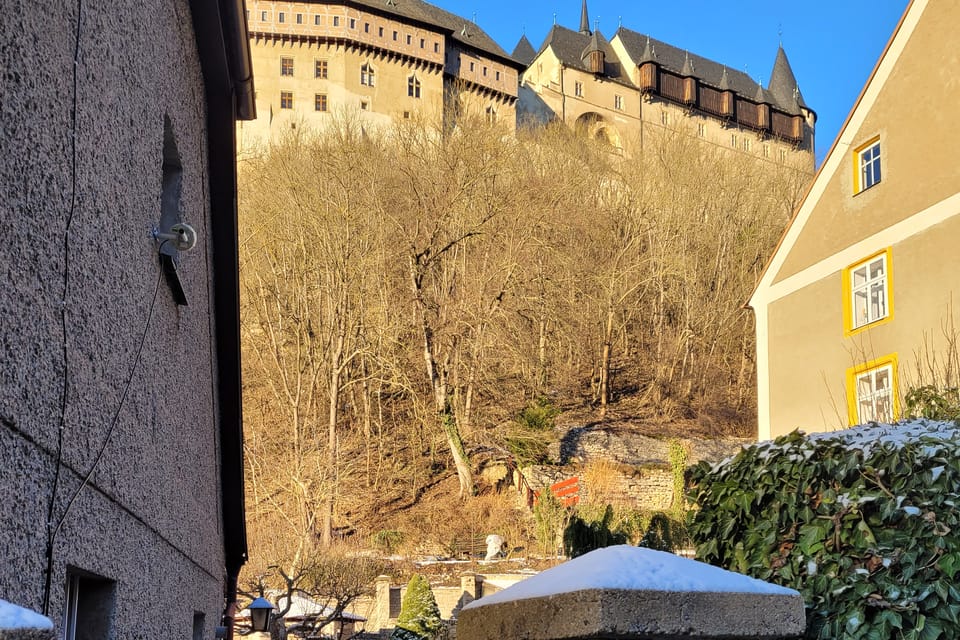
[[1, 0, 229, 637]]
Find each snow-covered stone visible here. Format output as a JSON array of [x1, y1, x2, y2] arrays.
[[457, 546, 804, 639], [0, 599, 54, 640]]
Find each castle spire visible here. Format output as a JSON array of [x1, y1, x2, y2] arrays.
[[767, 46, 807, 114], [579, 0, 591, 35]]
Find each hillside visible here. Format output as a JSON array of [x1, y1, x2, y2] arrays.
[[237, 116, 811, 575]]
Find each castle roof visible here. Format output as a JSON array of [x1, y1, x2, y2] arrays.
[[512, 34, 537, 66], [767, 46, 809, 115], [579, 0, 591, 35], [614, 26, 805, 115], [341, 0, 519, 66], [537, 24, 632, 85]]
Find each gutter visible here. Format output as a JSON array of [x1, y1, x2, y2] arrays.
[[221, 0, 256, 120]]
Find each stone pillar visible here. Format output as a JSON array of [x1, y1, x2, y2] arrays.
[[374, 574, 392, 632], [457, 546, 805, 640]]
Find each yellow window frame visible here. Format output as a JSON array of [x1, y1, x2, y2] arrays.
[[852, 135, 881, 194], [842, 248, 893, 336], [845, 353, 899, 426]]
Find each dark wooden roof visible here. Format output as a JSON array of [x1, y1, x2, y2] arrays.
[[512, 34, 537, 67], [342, 0, 521, 67], [615, 26, 805, 115]]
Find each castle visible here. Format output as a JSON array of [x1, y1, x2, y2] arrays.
[[240, 0, 815, 168]]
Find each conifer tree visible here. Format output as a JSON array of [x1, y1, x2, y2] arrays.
[[391, 574, 443, 640]]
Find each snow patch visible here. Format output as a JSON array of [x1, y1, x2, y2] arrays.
[[0, 599, 53, 630]]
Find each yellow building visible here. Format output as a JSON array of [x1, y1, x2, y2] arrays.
[[516, 1, 815, 168], [750, 0, 960, 439], [240, 0, 523, 148]]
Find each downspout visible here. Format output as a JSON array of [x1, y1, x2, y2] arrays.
[[223, 0, 257, 119], [222, 570, 240, 640], [560, 64, 566, 123]]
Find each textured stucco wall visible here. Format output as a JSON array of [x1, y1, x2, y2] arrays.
[[1, 0, 228, 637]]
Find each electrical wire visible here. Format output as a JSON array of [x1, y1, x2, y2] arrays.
[[43, 0, 84, 616]]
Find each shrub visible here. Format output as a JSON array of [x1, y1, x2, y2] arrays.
[[533, 489, 568, 557], [563, 504, 627, 558], [392, 574, 442, 640], [504, 398, 561, 465], [689, 420, 960, 639], [638, 512, 674, 552], [372, 529, 405, 554]]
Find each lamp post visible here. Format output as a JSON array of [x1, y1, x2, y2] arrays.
[[247, 597, 275, 633]]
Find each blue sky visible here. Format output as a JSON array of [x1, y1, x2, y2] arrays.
[[431, 0, 909, 164]]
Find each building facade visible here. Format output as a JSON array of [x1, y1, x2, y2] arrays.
[[240, 0, 523, 148], [517, 2, 816, 168], [0, 0, 252, 637], [750, 0, 958, 439]]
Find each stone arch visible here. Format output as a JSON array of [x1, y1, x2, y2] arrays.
[[574, 112, 622, 149]]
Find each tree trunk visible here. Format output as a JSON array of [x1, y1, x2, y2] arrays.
[[599, 307, 614, 417]]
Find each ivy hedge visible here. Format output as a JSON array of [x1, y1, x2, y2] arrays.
[[689, 420, 960, 640]]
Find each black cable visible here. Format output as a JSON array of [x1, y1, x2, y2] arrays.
[[43, 0, 84, 616], [50, 266, 164, 543]]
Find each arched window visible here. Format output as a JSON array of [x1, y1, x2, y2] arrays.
[[407, 75, 421, 98], [360, 63, 375, 87]]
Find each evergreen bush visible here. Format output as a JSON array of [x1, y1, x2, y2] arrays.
[[392, 575, 442, 640], [689, 420, 960, 640], [563, 504, 627, 558], [638, 512, 674, 552]]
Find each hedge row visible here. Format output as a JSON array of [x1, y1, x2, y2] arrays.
[[689, 420, 960, 640]]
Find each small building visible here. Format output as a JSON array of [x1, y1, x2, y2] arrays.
[[749, 0, 959, 438], [0, 0, 253, 637]]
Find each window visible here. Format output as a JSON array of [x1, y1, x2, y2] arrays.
[[742, 137, 752, 152], [378, 26, 384, 37], [847, 355, 898, 425], [278, 11, 285, 23], [779, 148, 787, 163], [855, 137, 881, 193], [280, 91, 293, 109], [393, 30, 398, 40], [360, 100, 369, 110], [614, 95, 623, 110], [574, 82, 582, 97], [360, 63, 375, 86], [482, 66, 488, 77], [660, 111, 669, 125], [730, 133, 737, 147], [314, 15, 321, 25], [407, 76, 421, 98], [420, 38, 425, 48], [349, 18, 356, 28], [496, 71, 501, 81], [403, 110, 410, 119], [697, 122, 706, 137], [296, 13, 303, 24], [486, 105, 497, 123], [315, 59, 328, 79], [364, 22, 370, 33], [280, 57, 294, 76], [261, 10, 267, 21], [333, 16, 340, 26], [434, 42, 440, 53], [315, 94, 328, 111], [406, 34, 412, 45], [763, 144, 770, 158], [844, 250, 892, 332], [469, 62, 475, 72], [63, 569, 117, 640]]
